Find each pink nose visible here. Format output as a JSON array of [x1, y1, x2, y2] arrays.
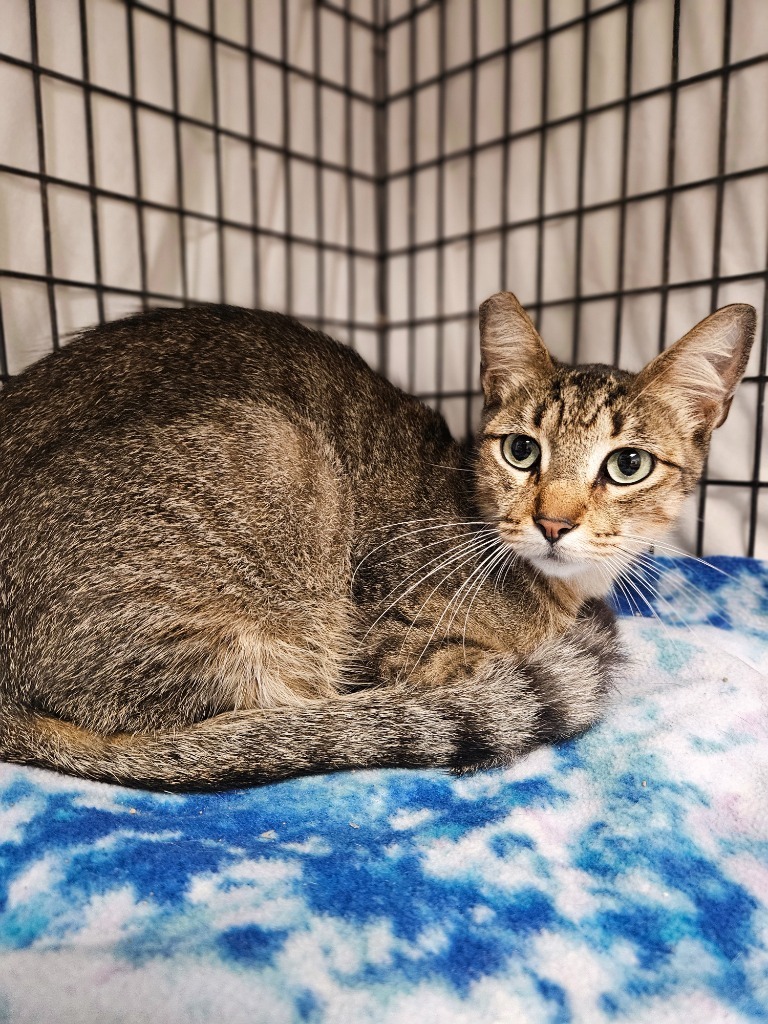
[[533, 516, 576, 544]]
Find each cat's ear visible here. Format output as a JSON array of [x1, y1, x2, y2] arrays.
[[636, 304, 757, 430], [479, 292, 553, 403]]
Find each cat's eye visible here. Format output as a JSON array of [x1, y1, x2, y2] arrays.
[[605, 448, 654, 485], [501, 434, 541, 471]]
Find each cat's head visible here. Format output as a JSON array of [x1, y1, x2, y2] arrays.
[[474, 291, 756, 592]]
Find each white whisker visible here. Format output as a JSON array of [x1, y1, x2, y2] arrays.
[[461, 543, 510, 663], [610, 550, 763, 674], [441, 539, 508, 651], [425, 462, 476, 475], [495, 547, 520, 594], [608, 557, 683, 650], [366, 516, 492, 533], [365, 527, 485, 574], [398, 535, 505, 683], [619, 538, 761, 629], [607, 563, 645, 619], [621, 534, 753, 591], [352, 519, 492, 583], [358, 530, 498, 648]]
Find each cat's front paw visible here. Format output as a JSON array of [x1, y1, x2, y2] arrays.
[[446, 613, 623, 775], [523, 600, 624, 741]]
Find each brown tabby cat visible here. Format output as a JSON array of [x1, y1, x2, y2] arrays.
[[0, 292, 755, 789]]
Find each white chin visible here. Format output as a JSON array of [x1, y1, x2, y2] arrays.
[[526, 550, 589, 579]]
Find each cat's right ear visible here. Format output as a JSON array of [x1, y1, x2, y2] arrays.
[[479, 292, 553, 403]]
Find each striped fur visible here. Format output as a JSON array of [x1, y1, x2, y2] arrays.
[[0, 295, 755, 788]]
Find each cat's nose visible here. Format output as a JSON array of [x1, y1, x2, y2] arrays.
[[533, 516, 576, 544]]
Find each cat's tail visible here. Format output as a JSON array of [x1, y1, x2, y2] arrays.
[[0, 603, 622, 790]]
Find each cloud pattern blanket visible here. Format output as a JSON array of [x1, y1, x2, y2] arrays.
[[0, 556, 766, 1024]]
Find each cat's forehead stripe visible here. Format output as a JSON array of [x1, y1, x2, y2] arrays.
[[534, 369, 633, 434]]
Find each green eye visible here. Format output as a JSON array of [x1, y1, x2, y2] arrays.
[[501, 434, 541, 470], [606, 448, 654, 485]]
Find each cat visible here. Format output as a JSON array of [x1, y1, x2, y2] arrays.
[[0, 292, 755, 789]]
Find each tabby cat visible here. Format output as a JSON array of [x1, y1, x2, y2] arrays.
[[0, 292, 755, 788]]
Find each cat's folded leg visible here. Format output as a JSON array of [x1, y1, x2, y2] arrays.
[[436, 598, 625, 774]]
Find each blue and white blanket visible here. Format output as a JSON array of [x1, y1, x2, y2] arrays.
[[1, 557, 767, 1023]]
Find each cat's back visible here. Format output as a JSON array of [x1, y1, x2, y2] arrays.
[[0, 305, 392, 455], [0, 305, 459, 556], [0, 307, 393, 721]]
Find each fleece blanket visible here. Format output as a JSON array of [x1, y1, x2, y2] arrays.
[[0, 556, 766, 1024]]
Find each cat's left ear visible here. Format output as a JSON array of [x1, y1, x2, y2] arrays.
[[479, 291, 553, 404], [636, 304, 757, 430]]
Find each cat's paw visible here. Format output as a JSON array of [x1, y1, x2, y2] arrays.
[[417, 604, 625, 777], [521, 603, 625, 741], [572, 597, 625, 681]]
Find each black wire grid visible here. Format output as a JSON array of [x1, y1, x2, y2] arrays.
[[0, 0, 766, 557]]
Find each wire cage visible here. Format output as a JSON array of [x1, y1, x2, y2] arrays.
[[0, 0, 766, 557]]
